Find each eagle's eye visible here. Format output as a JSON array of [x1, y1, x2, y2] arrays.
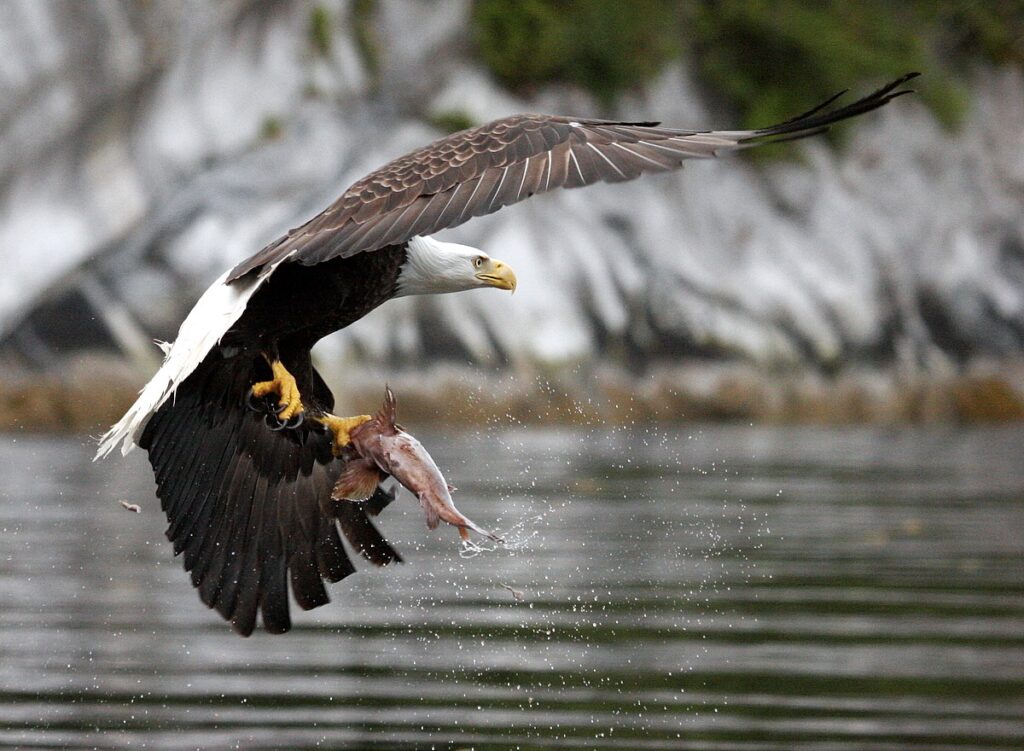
[[474, 256, 485, 268]]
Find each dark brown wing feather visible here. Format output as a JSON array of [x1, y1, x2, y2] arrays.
[[140, 351, 402, 636], [229, 73, 917, 280]]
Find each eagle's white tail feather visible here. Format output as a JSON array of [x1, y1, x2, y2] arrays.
[[95, 266, 273, 459]]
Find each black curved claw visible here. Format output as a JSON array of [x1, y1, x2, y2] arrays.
[[273, 400, 289, 415], [265, 410, 304, 432], [246, 388, 264, 413]]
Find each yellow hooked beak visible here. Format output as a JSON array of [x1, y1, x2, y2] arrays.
[[475, 257, 517, 292]]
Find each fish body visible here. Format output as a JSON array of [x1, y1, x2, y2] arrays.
[[332, 388, 501, 542]]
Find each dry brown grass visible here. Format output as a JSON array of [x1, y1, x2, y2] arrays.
[[2, 354, 1022, 434]]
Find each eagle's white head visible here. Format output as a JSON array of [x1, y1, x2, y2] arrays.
[[395, 236, 516, 297]]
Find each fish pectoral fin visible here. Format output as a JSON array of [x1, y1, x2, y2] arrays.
[[331, 458, 384, 502]]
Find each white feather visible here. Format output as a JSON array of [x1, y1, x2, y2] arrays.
[[95, 263, 279, 459], [395, 236, 485, 296]]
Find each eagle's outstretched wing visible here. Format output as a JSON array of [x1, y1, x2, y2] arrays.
[[230, 73, 917, 280]]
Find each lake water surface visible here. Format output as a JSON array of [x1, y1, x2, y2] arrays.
[[1, 424, 1022, 750]]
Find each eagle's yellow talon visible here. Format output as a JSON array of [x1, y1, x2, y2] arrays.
[[317, 414, 372, 455], [251, 360, 305, 420]]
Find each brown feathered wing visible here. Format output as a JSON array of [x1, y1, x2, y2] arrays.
[[229, 74, 918, 280]]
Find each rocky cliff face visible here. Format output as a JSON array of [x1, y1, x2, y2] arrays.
[[2, 0, 1022, 382]]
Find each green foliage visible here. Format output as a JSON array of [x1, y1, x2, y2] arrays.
[[469, 0, 1024, 141], [309, 5, 332, 58], [259, 116, 284, 141], [471, 0, 681, 106], [917, 0, 1024, 67], [683, 0, 967, 135], [428, 109, 477, 134], [350, 0, 382, 86]]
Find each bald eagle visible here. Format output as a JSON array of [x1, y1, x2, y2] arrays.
[[96, 74, 916, 635]]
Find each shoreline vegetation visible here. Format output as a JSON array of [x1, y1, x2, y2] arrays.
[[6, 4, 1024, 438], [2, 354, 1022, 435], [469, 0, 1023, 131]]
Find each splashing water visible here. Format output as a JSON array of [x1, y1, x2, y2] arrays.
[[458, 512, 547, 558], [7, 424, 1022, 749]]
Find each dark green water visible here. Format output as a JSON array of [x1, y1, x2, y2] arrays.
[[1, 425, 1022, 750]]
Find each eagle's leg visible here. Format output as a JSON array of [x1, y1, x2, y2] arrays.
[[249, 358, 305, 427], [315, 413, 372, 455]]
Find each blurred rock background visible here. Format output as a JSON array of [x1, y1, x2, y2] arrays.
[[0, 0, 1022, 429]]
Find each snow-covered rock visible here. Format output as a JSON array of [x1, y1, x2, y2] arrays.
[[1, 0, 1022, 378]]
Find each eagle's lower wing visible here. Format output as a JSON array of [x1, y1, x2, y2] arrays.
[[140, 352, 401, 635], [229, 73, 917, 280]]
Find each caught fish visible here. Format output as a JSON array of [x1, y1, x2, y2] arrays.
[[331, 387, 502, 543]]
